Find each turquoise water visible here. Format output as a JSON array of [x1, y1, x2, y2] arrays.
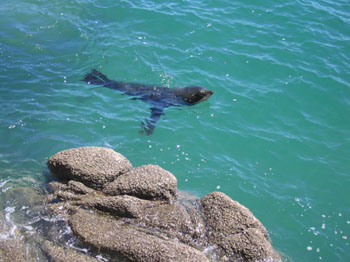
[[1, 0, 349, 261]]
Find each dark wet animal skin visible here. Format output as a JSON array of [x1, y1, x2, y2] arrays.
[[83, 69, 213, 135]]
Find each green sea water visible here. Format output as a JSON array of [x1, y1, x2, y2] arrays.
[[1, 0, 349, 261]]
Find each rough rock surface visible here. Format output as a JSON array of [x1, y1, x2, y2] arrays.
[[41, 147, 280, 262], [72, 194, 154, 218], [41, 240, 100, 262], [201, 192, 277, 261], [47, 147, 132, 189], [52, 187, 206, 248], [135, 201, 206, 247], [69, 208, 209, 262], [0, 239, 28, 262], [103, 164, 177, 202]]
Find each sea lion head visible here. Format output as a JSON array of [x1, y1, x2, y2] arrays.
[[178, 86, 214, 105]]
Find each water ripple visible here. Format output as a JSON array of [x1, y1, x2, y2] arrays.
[[1, 1, 350, 261]]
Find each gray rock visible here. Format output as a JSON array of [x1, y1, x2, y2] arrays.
[[201, 192, 278, 261], [69, 208, 209, 262], [48, 181, 69, 192], [48, 147, 132, 190], [0, 239, 28, 262], [103, 165, 177, 202], [41, 240, 100, 262], [45, 147, 280, 261], [72, 194, 154, 218], [49, 183, 205, 247], [50, 181, 97, 203], [56, 190, 86, 201], [67, 180, 95, 195], [134, 201, 207, 248]]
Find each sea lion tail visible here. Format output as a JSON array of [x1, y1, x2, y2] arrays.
[[83, 69, 109, 85]]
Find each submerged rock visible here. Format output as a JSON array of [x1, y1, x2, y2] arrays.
[[47, 147, 132, 189]]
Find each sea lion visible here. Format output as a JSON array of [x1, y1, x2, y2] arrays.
[[83, 69, 213, 135]]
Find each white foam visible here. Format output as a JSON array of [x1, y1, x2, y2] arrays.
[[96, 255, 108, 261], [0, 180, 9, 188], [0, 206, 17, 239], [4, 207, 15, 222]]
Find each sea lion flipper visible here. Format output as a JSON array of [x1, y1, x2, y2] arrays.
[[83, 69, 110, 85], [140, 107, 165, 135]]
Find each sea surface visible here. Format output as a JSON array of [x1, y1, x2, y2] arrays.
[[0, 0, 349, 261]]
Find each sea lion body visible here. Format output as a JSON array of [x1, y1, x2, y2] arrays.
[[83, 69, 213, 134]]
